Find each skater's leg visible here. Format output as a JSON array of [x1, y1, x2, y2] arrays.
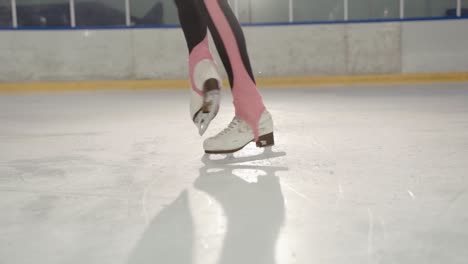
[[175, 0, 222, 135], [199, 0, 266, 140], [197, 0, 274, 154]]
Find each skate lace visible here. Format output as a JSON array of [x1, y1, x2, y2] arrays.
[[216, 117, 241, 137]]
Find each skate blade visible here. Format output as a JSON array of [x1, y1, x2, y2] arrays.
[[203, 145, 285, 165], [202, 149, 286, 165]]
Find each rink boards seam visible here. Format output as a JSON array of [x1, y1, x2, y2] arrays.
[[1, 72, 468, 94]]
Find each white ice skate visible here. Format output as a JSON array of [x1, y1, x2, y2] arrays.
[[203, 110, 275, 154], [190, 59, 222, 136]]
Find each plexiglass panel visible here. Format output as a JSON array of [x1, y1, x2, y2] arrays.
[[0, 0, 12, 27], [5, 0, 468, 29], [462, 0, 468, 16], [17, 0, 70, 27], [75, 0, 125, 26], [237, 0, 288, 24], [294, 0, 344, 22], [349, 0, 400, 20], [405, 0, 457, 18], [130, 0, 178, 25]]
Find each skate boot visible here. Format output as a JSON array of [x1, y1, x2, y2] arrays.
[[203, 110, 274, 154], [189, 37, 222, 136]]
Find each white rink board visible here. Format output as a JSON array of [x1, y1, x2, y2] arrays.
[[243, 24, 348, 77], [347, 22, 401, 74], [401, 19, 468, 73], [0, 30, 133, 82], [0, 19, 467, 82]]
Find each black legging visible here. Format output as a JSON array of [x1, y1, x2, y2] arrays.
[[174, 0, 256, 88]]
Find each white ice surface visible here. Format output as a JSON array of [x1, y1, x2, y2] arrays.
[[1, 83, 468, 264]]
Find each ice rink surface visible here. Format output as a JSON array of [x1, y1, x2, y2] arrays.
[[1, 83, 468, 264]]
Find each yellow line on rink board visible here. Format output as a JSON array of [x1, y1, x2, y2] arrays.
[[1, 72, 468, 94], [0, 80, 190, 94], [256, 72, 468, 87]]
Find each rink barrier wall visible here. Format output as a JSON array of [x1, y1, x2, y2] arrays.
[[1, 72, 468, 94], [1, 19, 468, 90]]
